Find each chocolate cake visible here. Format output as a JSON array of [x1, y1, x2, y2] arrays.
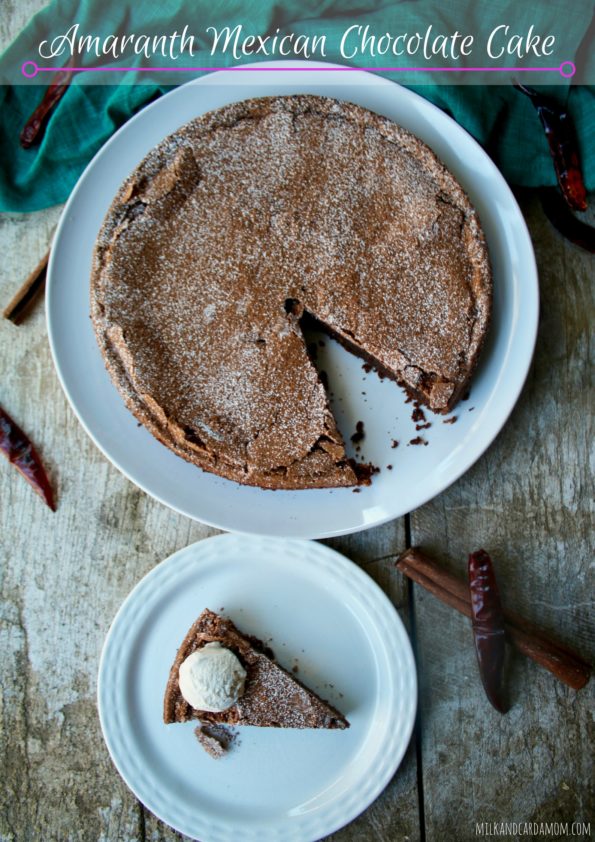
[[163, 609, 349, 729], [91, 95, 491, 489]]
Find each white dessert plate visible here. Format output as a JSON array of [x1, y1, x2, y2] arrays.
[[97, 534, 417, 842], [47, 61, 538, 538]]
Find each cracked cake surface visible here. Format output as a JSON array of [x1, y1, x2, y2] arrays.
[[91, 94, 491, 489], [163, 609, 349, 729]]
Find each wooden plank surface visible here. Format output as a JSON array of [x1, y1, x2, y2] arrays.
[[0, 5, 592, 841], [410, 193, 594, 840]]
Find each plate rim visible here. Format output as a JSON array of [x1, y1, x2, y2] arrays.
[[47, 59, 539, 538], [97, 533, 418, 841]]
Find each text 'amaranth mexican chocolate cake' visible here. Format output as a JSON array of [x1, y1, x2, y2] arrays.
[[91, 95, 491, 490]]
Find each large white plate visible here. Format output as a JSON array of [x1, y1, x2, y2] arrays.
[[97, 534, 417, 841], [47, 61, 538, 538]]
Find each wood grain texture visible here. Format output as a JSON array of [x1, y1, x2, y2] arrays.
[[1, 6, 593, 840], [0, 0, 47, 54], [409, 192, 594, 841], [1, 169, 593, 842]]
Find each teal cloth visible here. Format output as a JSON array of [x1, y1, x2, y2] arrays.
[[1, 0, 594, 211]]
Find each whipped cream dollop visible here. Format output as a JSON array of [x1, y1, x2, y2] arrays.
[[178, 642, 247, 712]]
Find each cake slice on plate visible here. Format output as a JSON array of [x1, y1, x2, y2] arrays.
[[163, 608, 349, 730]]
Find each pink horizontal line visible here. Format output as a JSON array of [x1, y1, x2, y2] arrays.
[[33, 65, 563, 73], [21, 59, 574, 79]]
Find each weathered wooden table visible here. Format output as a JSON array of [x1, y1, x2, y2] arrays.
[[1, 8, 593, 842]]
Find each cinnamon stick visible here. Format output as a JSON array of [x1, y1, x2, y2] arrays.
[[397, 547, 591, 691], [3, 248, 49, 324]]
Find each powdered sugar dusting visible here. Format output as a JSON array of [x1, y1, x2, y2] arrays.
[[91, 95, 491, 488]]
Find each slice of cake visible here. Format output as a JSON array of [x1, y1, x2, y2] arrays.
[[163, 609, 349, 730]]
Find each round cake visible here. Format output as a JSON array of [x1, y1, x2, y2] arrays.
[[91, 95, 491, 490]]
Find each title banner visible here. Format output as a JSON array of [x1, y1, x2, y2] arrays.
[[1, 0, 593, 85]]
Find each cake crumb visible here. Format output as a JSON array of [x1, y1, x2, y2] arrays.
[[411, 405, 426, 423], [386, 464, 393, 470], [416, 422, 431, 430], [391, 439, 399, 448], [350, 421, 365, 444], [195, 724, 236, 759], [443, 416, 457, 424], [409, 436, 428, 446]]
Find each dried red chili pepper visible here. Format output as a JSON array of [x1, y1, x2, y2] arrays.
[[20, 60, 74, 149], [514, 82, 587, 212], [0, 405, 55, 511], [468, 549, 507, 713]]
